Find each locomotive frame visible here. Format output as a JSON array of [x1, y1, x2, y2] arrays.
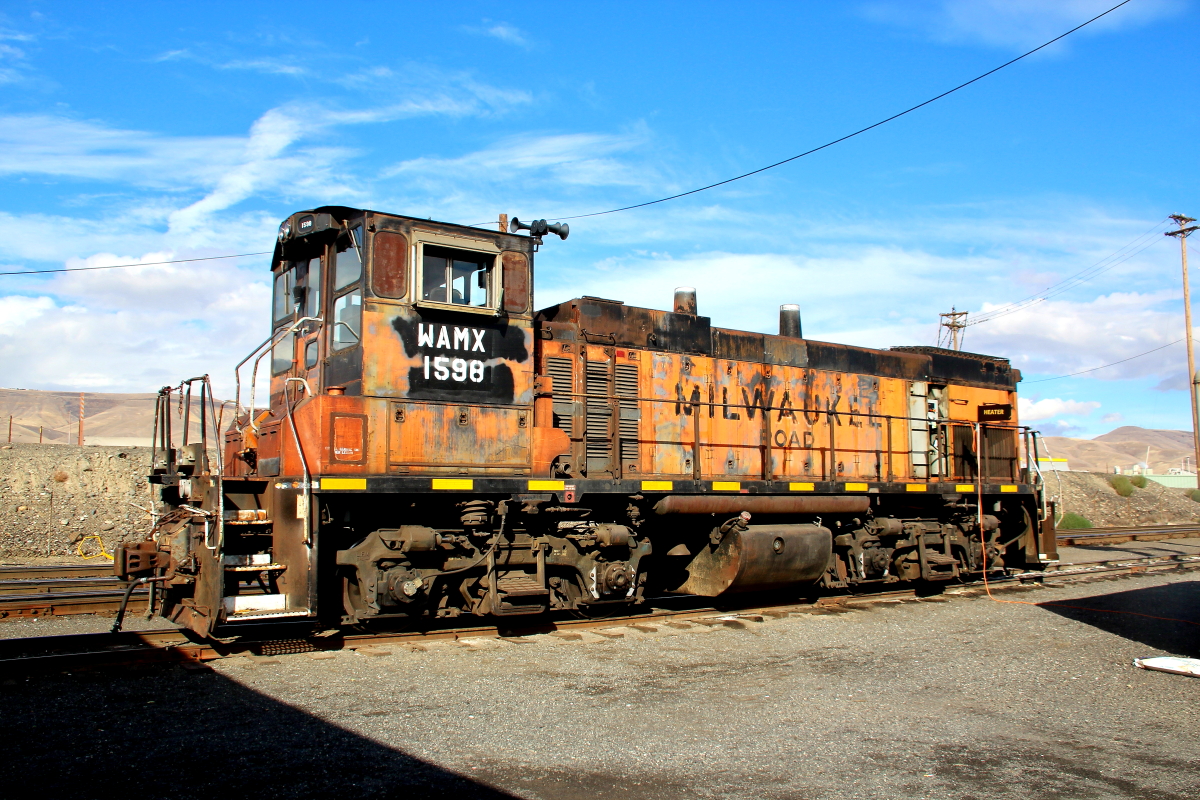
[[120, 206, 1057, 638]]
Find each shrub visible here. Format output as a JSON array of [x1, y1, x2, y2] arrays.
[[1109, 475, 1133, 497], [1129, 475, 1147, 489], [1058, 512, 1093, 529], [1189, 489, 1200, 503]]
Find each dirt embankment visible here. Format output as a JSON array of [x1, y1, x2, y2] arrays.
[[1044, 470, 1200, 527], [0, 443, 158, 560]]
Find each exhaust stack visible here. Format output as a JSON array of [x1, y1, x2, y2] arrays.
[[779, 304, 802, 338], [674, 287, 697, 315]]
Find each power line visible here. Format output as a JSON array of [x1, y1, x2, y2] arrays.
[[967, 220, 1170, 327], [0, 252, 271, 277], [1025, 338, 1186, 383], [483, 0, 1131, 226]]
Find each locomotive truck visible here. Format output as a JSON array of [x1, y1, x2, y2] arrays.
[[118, 206, 1057, 637]]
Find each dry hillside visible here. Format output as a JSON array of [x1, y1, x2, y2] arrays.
[[0, 387, 225, 447], [1042, 426, 1194, 474]]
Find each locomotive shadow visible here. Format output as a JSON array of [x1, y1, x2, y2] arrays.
[[0, 664, 520, 800], [1037, 579, 1200, 658]]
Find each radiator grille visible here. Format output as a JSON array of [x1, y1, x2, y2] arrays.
[[545, 357, 574, 437], [615, 363, 640, 466], [585, 360, 613, 469]]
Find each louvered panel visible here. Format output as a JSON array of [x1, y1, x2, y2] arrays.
[[614, 363, 640, 463], [585, 360, 613, 468], [545, 357, 574, 437]]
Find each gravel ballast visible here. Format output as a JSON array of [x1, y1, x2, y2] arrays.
[[0, 443, 156, 560], [1045, 470, 1200, 528], [2, 571, 1197, 799]]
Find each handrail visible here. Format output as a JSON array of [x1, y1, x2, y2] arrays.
[[236, 315, 324, 433], [284, 377, 314, 547], [547, 387, 1026, 484]]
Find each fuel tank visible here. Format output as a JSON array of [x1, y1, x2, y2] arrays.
[[675, 524, 832, 596]]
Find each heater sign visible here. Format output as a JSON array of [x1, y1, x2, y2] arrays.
[[978, 403, 1013, 422]]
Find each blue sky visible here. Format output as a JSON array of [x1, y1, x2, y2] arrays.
[[0, 1, 1196, 438]]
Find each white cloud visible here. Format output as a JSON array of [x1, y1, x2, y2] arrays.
[[0, 295, 54, 333], [465, 21, 531, 48], [966, 291, 1185, 382], [0, 28, 32, 84], [1102, 412, 1124, 423], [1019, 397, 1101, 421], [0, 257, 269, 397], [152, 49, 189, 62], [1036, 419, 1088, 437], [219, 58, 307, 76], [167, 107, 317, 232], [862, 0, 1182, 50], [0, 114, 246, 187], [384, 129, 657, 193]]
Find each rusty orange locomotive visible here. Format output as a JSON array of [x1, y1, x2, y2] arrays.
[[120, 206, 1056, 637]]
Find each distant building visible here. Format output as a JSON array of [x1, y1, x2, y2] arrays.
[[1037, 457, 1069, 472]]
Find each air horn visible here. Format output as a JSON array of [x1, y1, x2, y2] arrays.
[[509, 217, 569, 240]]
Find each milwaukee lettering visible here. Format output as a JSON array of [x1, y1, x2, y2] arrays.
[[417, 324, 487, 384]]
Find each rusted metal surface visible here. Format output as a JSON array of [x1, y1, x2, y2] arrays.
[[674, 524, 832, 596], [652, 495, 870, 516]]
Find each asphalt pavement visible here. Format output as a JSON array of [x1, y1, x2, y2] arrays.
[[1, 570, 1197, 800]]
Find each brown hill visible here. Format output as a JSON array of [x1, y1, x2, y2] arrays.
[[0, 387, 223, 447], [1043, 426, 1195, 474]]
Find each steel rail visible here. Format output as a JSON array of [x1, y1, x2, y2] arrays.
[[0, 565, 148, 618], [0, 524, 1193, 619], [1, 553, 1196, 675], [0, 564, 112, 580], [0, 589, 148, 618], [1057, 525, 1200, 546]]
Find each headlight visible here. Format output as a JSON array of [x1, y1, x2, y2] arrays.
[[277, 218, 292, 242]]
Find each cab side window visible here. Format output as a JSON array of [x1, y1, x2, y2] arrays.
[[331, 226, 363, 351], [421, 246, 493, 308], [271, 334, 294, 374], [334, 227, 362, 290], [272, 266, 295, 323], [271, 265, 297, 374], [303, 257, 321, 318]]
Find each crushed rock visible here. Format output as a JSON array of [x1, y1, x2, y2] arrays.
[[0, 443, 159, 560], [1044, 470, 1200, 527]]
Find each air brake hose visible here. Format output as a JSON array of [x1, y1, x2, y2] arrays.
[[111, 575, 171, 634]]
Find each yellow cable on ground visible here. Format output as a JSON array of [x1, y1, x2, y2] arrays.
[[76, 534, 114, 561]]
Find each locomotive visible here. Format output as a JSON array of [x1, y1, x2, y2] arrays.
[[119, 206, 1057, 637]]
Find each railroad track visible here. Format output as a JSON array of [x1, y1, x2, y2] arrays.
[[1, 551, 1196, 676], [0, 563, 145, 618], [0, 525, 1194, 620], [1056, 524, 1200, 547]]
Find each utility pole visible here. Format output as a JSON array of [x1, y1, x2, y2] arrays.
[[78, 392, 85, 448], [1167, 214, 1200, 476], [938, 308, 968, 350]]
